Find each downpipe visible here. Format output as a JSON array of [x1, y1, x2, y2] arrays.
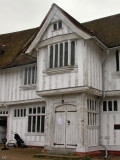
[[99, 50, 109, 159]]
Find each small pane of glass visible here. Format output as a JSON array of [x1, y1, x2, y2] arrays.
[[24, 67, 27, 85], [21, 109, 23, 117], [33, 108, 36, 114], [24, 109, 26, 116], [29, 108, 32, 114], [103, 101, 107, 111], [71, 41, 75, 65], [28, 116, 31, 132], [37, 116, 40, 132], [60, 43, 63, 67], [32, 66, 35, 84], [87, 99, 89, 110], [108, 101, 112, 111], [42, 107, 45, 113], [55, 44, 58, 67], [53, 23, 57, 30], [14, 110, 16, 117], [18, 109, 20, 117], [37, 107, 41, 114], [41, 115, 45, 133], [28, 67, 31, 84], [50, 45, 53, 68], [64, 42, 68, 66], [32, 116, 36, 132], [114, 101, 118, 111], [58, 21, 62, 29]]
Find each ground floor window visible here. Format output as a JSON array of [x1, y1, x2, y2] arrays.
[[28, 106, 45, 133], [103, 100, 118, 112], [87, 99, 99, 126], [14, 109, 26, 117]]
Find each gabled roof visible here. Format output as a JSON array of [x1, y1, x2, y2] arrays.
[[0, 3, 120, 69], [25, 3, 92, 54], [82, 13, 120, 48]]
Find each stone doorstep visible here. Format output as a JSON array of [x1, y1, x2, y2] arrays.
[[34, 153, 85, 159]]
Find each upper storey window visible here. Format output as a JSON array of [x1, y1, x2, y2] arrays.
[[53, 21, 62, 31], [49, 41, 75, 69], [24, 65, 37, 85], [116, 50, 120, 71]]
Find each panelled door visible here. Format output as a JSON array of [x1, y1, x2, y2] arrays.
[[54, 105, 77, 148]]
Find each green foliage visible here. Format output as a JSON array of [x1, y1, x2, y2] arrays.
[[85, 155, 91, 160]]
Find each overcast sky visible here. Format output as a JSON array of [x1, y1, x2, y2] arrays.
[[0, 0, 120, 34]]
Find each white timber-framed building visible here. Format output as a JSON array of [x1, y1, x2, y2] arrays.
[[0, 3, 120, 156]]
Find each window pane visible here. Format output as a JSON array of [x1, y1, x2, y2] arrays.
[[41, 115, 45, 133], [53, 23, 57, 30], [108, 101, 112, 111], [88, 112, 89, 125], [90, 100, 91, 110], [55, 44, 58, 67], [71, 41, 75, 65], [33, 108, 36, 114], [42, 107, 45, 113], [32, 66, 35, 84], [28, 116, 31, 132], [24, 109, 26, 116], [92, 100, 94, 111], [21, 109, 23, 117], [116, 50, 119, 71], [58, 21, 62, 29], [114, 101, 118, 111], [14, 110, 16, 117], [28, 67, 31, 84], [32, 116, 36, 132], [18, 109, 20, 117], [60, 43, 63, 67], [87, 99, 89, 110], [64, 42, 68, 66], [37, 116, 40, 132], [103, 101, 107, 111], [29, 108, 32, 114], [50, 46, 53, 68], [24, 67, 27, 85], [37, 107, 41, 114]]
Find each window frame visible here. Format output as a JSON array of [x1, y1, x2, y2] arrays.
[[48, 40, 76, 69], [53, 21, 62, 31], [23, 64, 37, 86], [87, 99, 99, 126], [103, 100, 118, 112], [27, 106, 45, 134]]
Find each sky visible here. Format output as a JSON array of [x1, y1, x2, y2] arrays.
[[0, 0, 120, 34]]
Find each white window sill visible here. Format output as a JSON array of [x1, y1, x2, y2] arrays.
[[25, 133, 46, 136], [19, 84, 36, 91], [44, 65, 78, 75]]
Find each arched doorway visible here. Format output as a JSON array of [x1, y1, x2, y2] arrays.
[[54, 105, 77, 148]]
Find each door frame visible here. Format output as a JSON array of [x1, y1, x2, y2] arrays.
[[53, 104, 77, 148]]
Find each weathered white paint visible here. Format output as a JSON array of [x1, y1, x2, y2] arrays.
[[0, 65, 39, 103]]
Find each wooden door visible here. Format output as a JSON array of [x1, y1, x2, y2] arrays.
[[54, 105, 77, 148]]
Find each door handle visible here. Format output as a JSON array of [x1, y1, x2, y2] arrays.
[[67, 120, 70, 125]]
